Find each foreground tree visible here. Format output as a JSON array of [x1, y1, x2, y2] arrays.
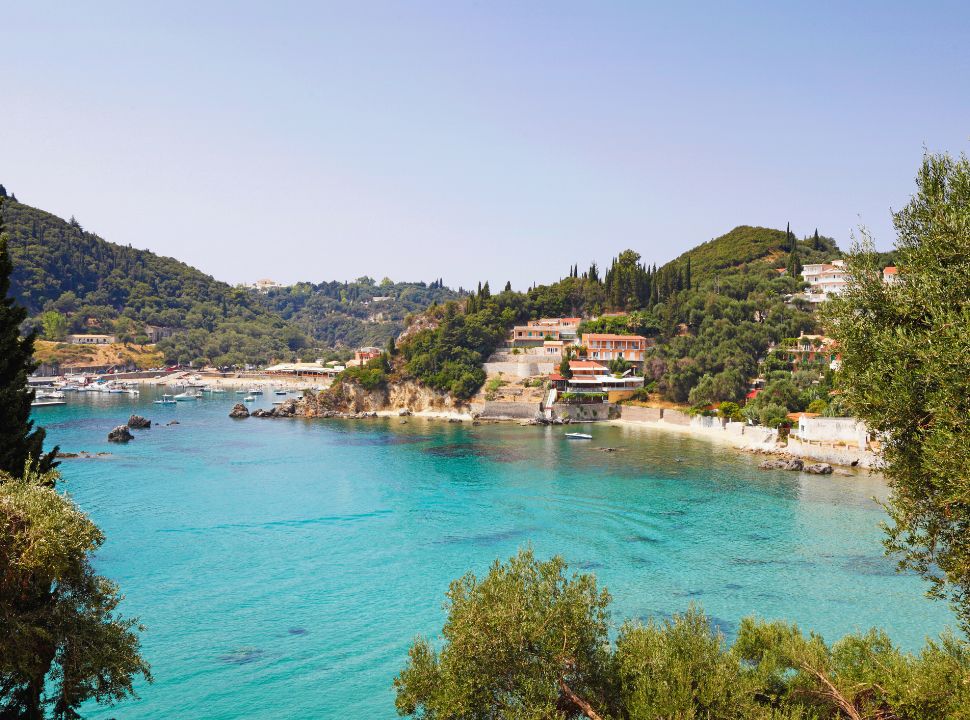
[[394, 548, 613, 719], [824, 152, 970, 631], [0, 201, 58, 479], [397, 550, 970, 719], [0, 463, 152, 719]]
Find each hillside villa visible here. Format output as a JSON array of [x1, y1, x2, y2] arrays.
[[801, 260, 901, 302], [510, 317, 581, 346], [67, 334, 116, 345], [771, 333, 840, 370], [548, 359, 644, 402], [581, 333, 648, 364]]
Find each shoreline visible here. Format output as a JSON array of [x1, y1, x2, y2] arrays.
[[126, 373, 880, 471]]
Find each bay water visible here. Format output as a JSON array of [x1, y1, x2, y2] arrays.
[[35, 389, 953, 718]]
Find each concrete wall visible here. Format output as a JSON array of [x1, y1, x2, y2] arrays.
[[796, 416, 868, 447], [662, 408, 692, 426], [553, 403, 616, 422], [692, 415, 726, 430], [483, 361, 556, 377], [619, 405, 662, 422], [477, 401, 541, 419], [786, 438, 881, 469]]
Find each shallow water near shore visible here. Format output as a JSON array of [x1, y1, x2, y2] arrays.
[[37, 388, 954, 719]]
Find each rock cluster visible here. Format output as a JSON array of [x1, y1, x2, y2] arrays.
[[759, 457, 833, 474], [128, 414, 151, 429], [249, 400, 301, 418], [107, 425, 134, 443], [229, 403, 250, 419]]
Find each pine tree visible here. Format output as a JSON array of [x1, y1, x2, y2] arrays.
[[481, 281, 491, 300], [503, 281, 512, 293], [786, 248, 802, 277], [386, 334, 397, 357], [0, 184, 6, 198], [0, 200, 59, 482], [588, 262, 599, 283]]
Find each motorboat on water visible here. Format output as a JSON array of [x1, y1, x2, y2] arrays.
[[154, 394, 177, 405], [31, 398, 66, 407], [274, 390, 287, 396], [244, 395, 256, 402], [565, 432, 593, 440], [35, 390, 66, 400], [247, 388, 263, 395], [173, 391, 201, 401]]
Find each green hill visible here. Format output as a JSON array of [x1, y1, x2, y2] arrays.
[[0, 192, 461, 365], [661, 225, 841, 283], [1, 195, 305, 366]]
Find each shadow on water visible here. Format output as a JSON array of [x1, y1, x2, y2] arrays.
[[435, 527, 536, 546]]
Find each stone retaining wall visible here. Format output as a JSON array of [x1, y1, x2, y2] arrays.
[[477, 401, 542, 419], [619, 405, 662, 422]]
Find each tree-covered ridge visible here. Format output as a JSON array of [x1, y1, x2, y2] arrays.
[[2, 197, 306, 366], [262, 278, 462, 350], [660, 224, 841, 284]]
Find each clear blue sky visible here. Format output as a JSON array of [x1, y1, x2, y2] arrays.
[[3, 1, 968, 290]]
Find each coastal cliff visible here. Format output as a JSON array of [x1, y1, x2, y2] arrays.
[[296, 379, 468, 417]]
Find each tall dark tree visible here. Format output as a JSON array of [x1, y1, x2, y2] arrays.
[[588, 261, 599, 284], [503, 280, 512, 293], [0, 200, 58, 481], [813, 228, 822, 251]]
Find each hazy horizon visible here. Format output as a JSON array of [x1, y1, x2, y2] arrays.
[[3, 1, 968, 290]]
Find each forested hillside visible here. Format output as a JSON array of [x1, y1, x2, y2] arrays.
[[1, 195, 305, 366], [263, 279, 462, 349]]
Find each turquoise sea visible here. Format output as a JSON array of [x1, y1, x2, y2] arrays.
[[36, 389, 953, 719]]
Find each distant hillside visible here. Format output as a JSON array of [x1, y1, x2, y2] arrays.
[[0, 192, 462, 364], [264, 279, 463, 350], [661, 225, 841, 282], [0, 195, 304, 366]]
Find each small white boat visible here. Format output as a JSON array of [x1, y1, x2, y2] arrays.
[[173, 392, 200, 401], [275, 390, 287, 396], [31, 398, 66, 407], [235, 389, 248, 395], [565, 432, 593, 440], [244, 395, 256, 402], [248, 388, 263, 395], [154, 394, 177, 405], [36, 390, 66, 400], [207, 388, 226, 394]]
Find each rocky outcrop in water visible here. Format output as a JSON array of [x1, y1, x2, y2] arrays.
[[229, 403, 250, 419], [128, 414, 151, 429], [250, 400, 299, 418], [107, 425, 134, 443], [759, 457, 833, 474], [804, 462, 834, 475]]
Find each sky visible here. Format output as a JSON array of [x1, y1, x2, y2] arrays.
[[2, 1, 968, 291]]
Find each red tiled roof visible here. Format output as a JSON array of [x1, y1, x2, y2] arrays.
[[569, 361, 608, 369], [548, 373, 565, 381], [883, 266, 898, 275], [745, 389, 761, 400], [582, 333, 647, 341]]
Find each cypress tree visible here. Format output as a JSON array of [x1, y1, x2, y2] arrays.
[[813, 229, 821, 251], [503, 281, 512, 293], [0, 201, 58, 481], [685, 255, 692, 290], [481, 281, 491, 300]]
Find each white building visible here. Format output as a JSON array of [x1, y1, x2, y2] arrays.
[[801, 260, 848, 302], [248, 278, 284, 292], [67, 334, 116, 345]]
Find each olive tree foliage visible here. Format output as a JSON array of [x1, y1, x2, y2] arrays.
[[823, 152, 970, 631], [394, 548, 613, 719], [0, 463, 151, 719], [396, 550, 970, 719]]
